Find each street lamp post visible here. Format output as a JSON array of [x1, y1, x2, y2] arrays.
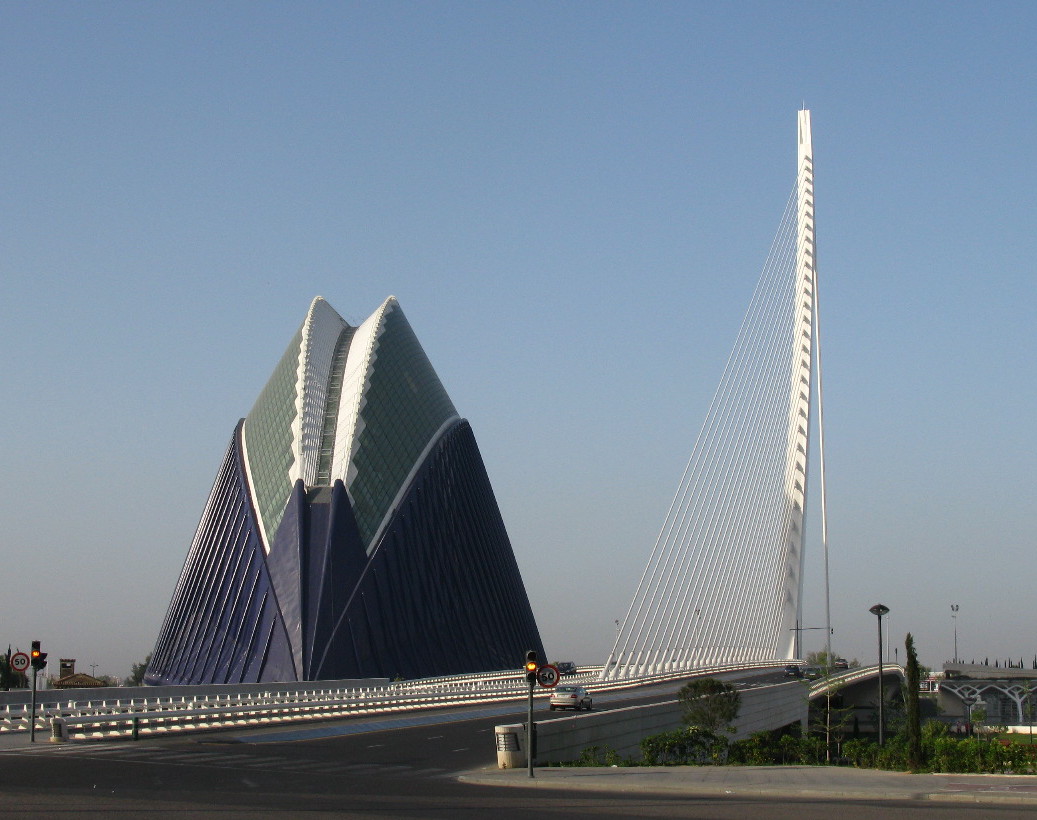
[[870, 603, 890, 746], [951, 604, 959, 663], [961, 695, 977, 737], [1027, 687, 1035, 745]]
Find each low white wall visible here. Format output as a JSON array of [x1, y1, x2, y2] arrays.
[[496, 680, 807, 766]]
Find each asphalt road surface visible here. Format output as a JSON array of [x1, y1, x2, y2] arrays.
[[1, 676, 1033, 818]]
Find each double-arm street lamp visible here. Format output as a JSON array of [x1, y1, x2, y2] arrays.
[[870, 603, 890, 745]]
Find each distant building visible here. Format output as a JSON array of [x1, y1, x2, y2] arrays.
[[54, 673, 104, 689], [146, 296, 544, 685], [941, 662, 1037, 726], [59, 658, 75, 678]]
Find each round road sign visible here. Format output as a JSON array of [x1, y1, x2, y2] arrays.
[[10, 652, 30, 673], [536, 664, 560, 688]]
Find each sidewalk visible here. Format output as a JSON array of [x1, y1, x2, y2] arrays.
[[458, 764, 1037, 806]]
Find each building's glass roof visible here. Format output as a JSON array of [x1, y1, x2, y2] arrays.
[[243, 328, 303, 545], [348, 302, 457, 547]]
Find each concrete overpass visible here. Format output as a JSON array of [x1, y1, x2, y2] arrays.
[[497, 664, 908, 767]]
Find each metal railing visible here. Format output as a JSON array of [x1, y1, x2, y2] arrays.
[[1, 661, 781, 742], [807, 663, 905, 697]]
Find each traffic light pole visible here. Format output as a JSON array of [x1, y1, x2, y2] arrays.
[[29, 667, 37, 744], [527, 679, 535, 779]]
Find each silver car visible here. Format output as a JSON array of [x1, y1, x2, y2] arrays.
[[549, 685, 593, 711]]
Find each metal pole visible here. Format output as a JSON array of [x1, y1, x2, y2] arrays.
[[951, 604, 959, 662], [825, 690, 832, 763], [30, 667, 37, 744], [870, 604, 888, 746], [877, 614, 884, 746], [527, 680, 534, 779]]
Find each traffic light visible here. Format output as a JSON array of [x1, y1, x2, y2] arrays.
[[30, 640, 47, 671], [524, 650, 538, 684]]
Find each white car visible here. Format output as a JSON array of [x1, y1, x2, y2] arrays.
[[549, 685, 593, 711]]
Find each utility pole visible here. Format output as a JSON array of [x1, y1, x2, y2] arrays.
[[951, 604, 959, 662]]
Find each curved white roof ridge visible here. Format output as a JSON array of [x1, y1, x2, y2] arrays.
[[292, 297, 348, 487], [330, 296, 397, 486]]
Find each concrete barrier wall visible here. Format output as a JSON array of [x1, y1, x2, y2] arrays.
[[733, 681, 808, 740], [497, 680, 807, 766]]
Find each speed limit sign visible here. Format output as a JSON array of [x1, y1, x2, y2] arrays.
[[536, 664, 560, 688], [10, 652, 30, 673]]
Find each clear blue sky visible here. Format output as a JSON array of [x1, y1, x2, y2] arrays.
[[2, 2, 1034, 680]]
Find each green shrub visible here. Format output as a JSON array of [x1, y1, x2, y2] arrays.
[[573, 745, 624, 767], [640, 727, 729, 766], [875, 735, 907, 770], [842, 738, 878, 768], [778, 733, 801, 764], [796, 734, 827, 765], [729, 731, 781, 765], [590, 719, 1037, 775], [928, 735, 967, 772]]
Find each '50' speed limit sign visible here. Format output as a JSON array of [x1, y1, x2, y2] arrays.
[[536, 664, 560, 688], [10, 652, 30, 673]]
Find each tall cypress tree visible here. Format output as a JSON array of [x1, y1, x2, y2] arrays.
[[905, 633, 922, 770]]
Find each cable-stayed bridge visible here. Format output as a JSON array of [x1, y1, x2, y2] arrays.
[[1, 112, 908, 759], [603, 109, 829, 680]]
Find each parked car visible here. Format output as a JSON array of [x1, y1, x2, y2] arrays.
[[803, 666, 823, 680], [549, 685, 593, 711], [834, 658, 849, 670], [556, 661, 578, 676], [783, 664, 803, 678]]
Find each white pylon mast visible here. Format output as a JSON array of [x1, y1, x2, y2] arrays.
[[781, 110, 817, 659], [795, 109, 832, 663], [600, 111, 831, 680]]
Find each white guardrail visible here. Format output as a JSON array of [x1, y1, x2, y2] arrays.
[[0, 667, 596, 741], [807, 663, 906, 697], [1, 661, 789, 742]]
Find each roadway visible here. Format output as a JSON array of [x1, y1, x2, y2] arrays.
[[0, 670, 771, 816], [2, 670, 1030, 817]]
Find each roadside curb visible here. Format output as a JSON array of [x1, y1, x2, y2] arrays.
[[456, 766, 1037, 806]]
